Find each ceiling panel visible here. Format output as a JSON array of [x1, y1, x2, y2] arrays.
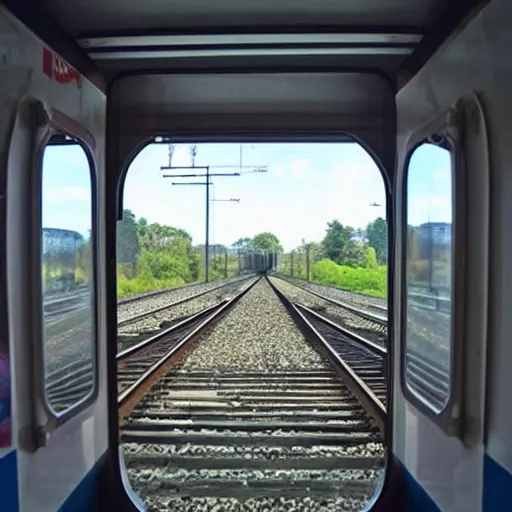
[[95, 53, 408, 80], [118, 72, 393, 114], [42, 0, 439, 35], [6, 0, 482, 83]]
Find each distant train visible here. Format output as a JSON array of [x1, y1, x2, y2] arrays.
[[241, 250, 279, 274], [42, 228, 85, 294]]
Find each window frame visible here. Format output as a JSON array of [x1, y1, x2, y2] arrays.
[[400, 107, 467, 438], [111, 135, 399, 510], [31, 105, 99, 444]]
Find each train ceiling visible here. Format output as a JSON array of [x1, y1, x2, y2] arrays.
[[6, 0, 487, 88]]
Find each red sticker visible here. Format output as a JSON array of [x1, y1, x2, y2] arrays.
[[42, 48, 82, 88]]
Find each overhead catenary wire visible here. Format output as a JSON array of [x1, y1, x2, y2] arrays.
[[161, 144, 268, 282]]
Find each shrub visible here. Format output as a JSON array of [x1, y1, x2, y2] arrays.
[[117, 272, 186, 298], [312, 259, 387, 298], [137, 251, 192, 282]]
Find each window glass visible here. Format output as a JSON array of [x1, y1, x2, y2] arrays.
[[41, 134, 95, 413], [405, 141, 453, 410]]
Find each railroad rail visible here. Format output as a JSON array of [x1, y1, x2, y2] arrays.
[[288, 298, 448, 413], [268, 276, 449, 410], [117, 272, 257, 305], [40, 271, 445, 509], [272, 272, 451, 314], [46, 275, 393, 509], [46, 278, 259, 411], [120, 276, 385, 511], [268, 274, 387, 351], [117, 275, 257, 328], [295, 302, 387, 408], [43, 287, 91, 320], [118, 279, 257, 420], [270, 274, 387, 325]]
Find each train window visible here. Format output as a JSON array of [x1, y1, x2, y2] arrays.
[[41, 133, 96, 414], [118, 142, 388, 511], [404, 139, 454, 412]]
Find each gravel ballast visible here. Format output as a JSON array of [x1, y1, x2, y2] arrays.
[[117, 275, 256, 324], [268, 276, 387, 347], [118, 277, 258, 336], [122, 278, 385, 511], [271, 274, 449, 370], [272, 274, 387, 311], [181, 279, 326, 372]]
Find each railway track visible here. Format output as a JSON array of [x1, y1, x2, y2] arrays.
[[294, 303, 387, 408], [46, 278, 256, 411], [120, 277, 385, 512], [117, 276, 258, 349], [268, 275, 387, 347], [271, 274, 387, 322], [117, 302, 227, 398], [266, 275, 449, 409], [47, 270, 447, 422], [273, 273, 451, 315], [45, 273, 445, 508], [270, 274, 388, 318], [118, 275, 256, 325], [290, 299, 448, 412]]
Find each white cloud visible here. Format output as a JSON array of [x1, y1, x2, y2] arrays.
[[123, 143, 387, 252]]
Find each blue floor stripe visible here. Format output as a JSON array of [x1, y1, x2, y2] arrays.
[[399, 461, 442, 512], [483, 455, 512, 511], [58, 458, 99, 512], [0, 450, 19, 512]]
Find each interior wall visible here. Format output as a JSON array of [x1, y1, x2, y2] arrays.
[[108, 72, 397, 207]]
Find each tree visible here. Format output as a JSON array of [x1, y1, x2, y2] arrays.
[[137, 217, 148, 242], [135, 221, 199, 280], [233, 237, 253, 249], [117, 209, 140, 272], [367, 217, 387, 264], [310, 242, 323, 257], [252, 232, 283, 251], [321, 220, 353, 264], [138, 223, 193, 253], [344, 240, 366, 267], [362, 246, 378, 269]]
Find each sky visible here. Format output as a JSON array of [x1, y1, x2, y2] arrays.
[[42, 144, 92, 237], [123, 142, 387, 251], [407, 142, 452, 225], [41, 141, 452, 252]]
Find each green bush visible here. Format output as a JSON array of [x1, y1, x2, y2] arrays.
[[117, 272, 187, 298], [312, 259, 387, 298], [362, 246, 378, 270], [137, 251, 193, 282]]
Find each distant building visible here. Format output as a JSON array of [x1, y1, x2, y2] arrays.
[[417, 222, 452, 247], [350, 229, 368, 244]]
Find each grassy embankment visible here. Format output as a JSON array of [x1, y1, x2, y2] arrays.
[[311, 259, 387, 298]]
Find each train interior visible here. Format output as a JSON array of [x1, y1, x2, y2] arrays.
[[0, 0, 511, 510]]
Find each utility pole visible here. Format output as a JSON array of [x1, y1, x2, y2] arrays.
[[161, 144, 266, 283], [163, 166, 238, 283], [306, 244, 311, 282], [162, 145, 239, 283], [291, 251, 294, 277]]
